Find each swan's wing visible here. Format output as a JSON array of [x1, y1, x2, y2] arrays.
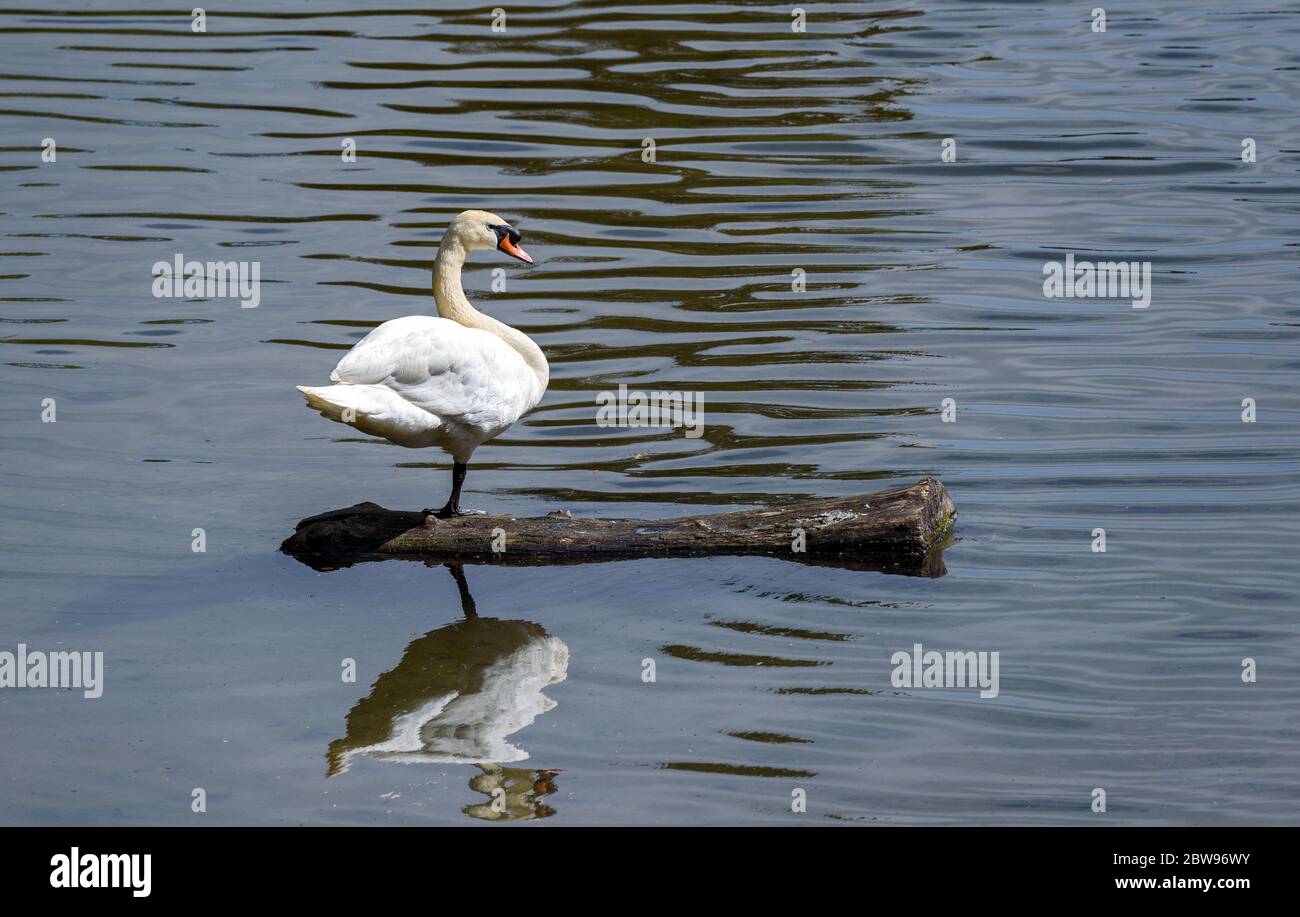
[[329, 316, 450, 383], [330, 316, 535, 426]]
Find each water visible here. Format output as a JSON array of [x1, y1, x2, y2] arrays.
[[1, 0, 1298, 825]]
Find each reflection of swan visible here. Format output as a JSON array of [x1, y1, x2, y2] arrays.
[[326, 567, 567, 778], [327, 617, 567, 776], [465, 764, 561, 822], [296, 209, 547, 518]]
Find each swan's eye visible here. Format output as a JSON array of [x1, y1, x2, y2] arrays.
[[490, 224, 520, 245]]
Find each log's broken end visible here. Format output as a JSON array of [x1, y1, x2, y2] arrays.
[[281, 478, 956, 577]]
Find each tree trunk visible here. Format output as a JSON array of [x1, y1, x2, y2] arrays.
[[281, 477, 956, 577]]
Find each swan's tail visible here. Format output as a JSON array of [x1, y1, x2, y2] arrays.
[[296, 384, 444, 448]]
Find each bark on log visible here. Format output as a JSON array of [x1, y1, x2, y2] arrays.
[[281, 477, 956, 577]]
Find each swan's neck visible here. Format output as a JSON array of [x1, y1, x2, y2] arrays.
[[433, 238, 549, 396]]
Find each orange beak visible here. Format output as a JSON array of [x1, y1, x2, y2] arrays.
[[498, 233, 533, 264]]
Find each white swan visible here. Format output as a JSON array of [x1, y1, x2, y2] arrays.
[[297, 210, 547, 516]]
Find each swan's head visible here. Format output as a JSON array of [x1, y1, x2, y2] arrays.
[[447, 209, 533, 264]]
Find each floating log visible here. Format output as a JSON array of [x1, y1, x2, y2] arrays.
[[281, 477, 955, 577]]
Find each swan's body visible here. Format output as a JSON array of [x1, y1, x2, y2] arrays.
[[299, 315, 541, 458], [297, 210, 546, 516]]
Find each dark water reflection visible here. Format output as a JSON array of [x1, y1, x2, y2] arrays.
[[2, 1, 1299, 825]]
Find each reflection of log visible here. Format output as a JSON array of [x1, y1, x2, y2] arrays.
[[282, 477, 955, 577]]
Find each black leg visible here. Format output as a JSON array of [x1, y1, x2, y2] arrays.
[[449, 461, 467, 510], [446, 563, 477, 618], [426, 462, 470, 518]]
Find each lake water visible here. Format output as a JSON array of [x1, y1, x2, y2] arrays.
[[2, 1, 1297, 825]]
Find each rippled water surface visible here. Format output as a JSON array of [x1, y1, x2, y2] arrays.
[[2, 1, 1298, 825]]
